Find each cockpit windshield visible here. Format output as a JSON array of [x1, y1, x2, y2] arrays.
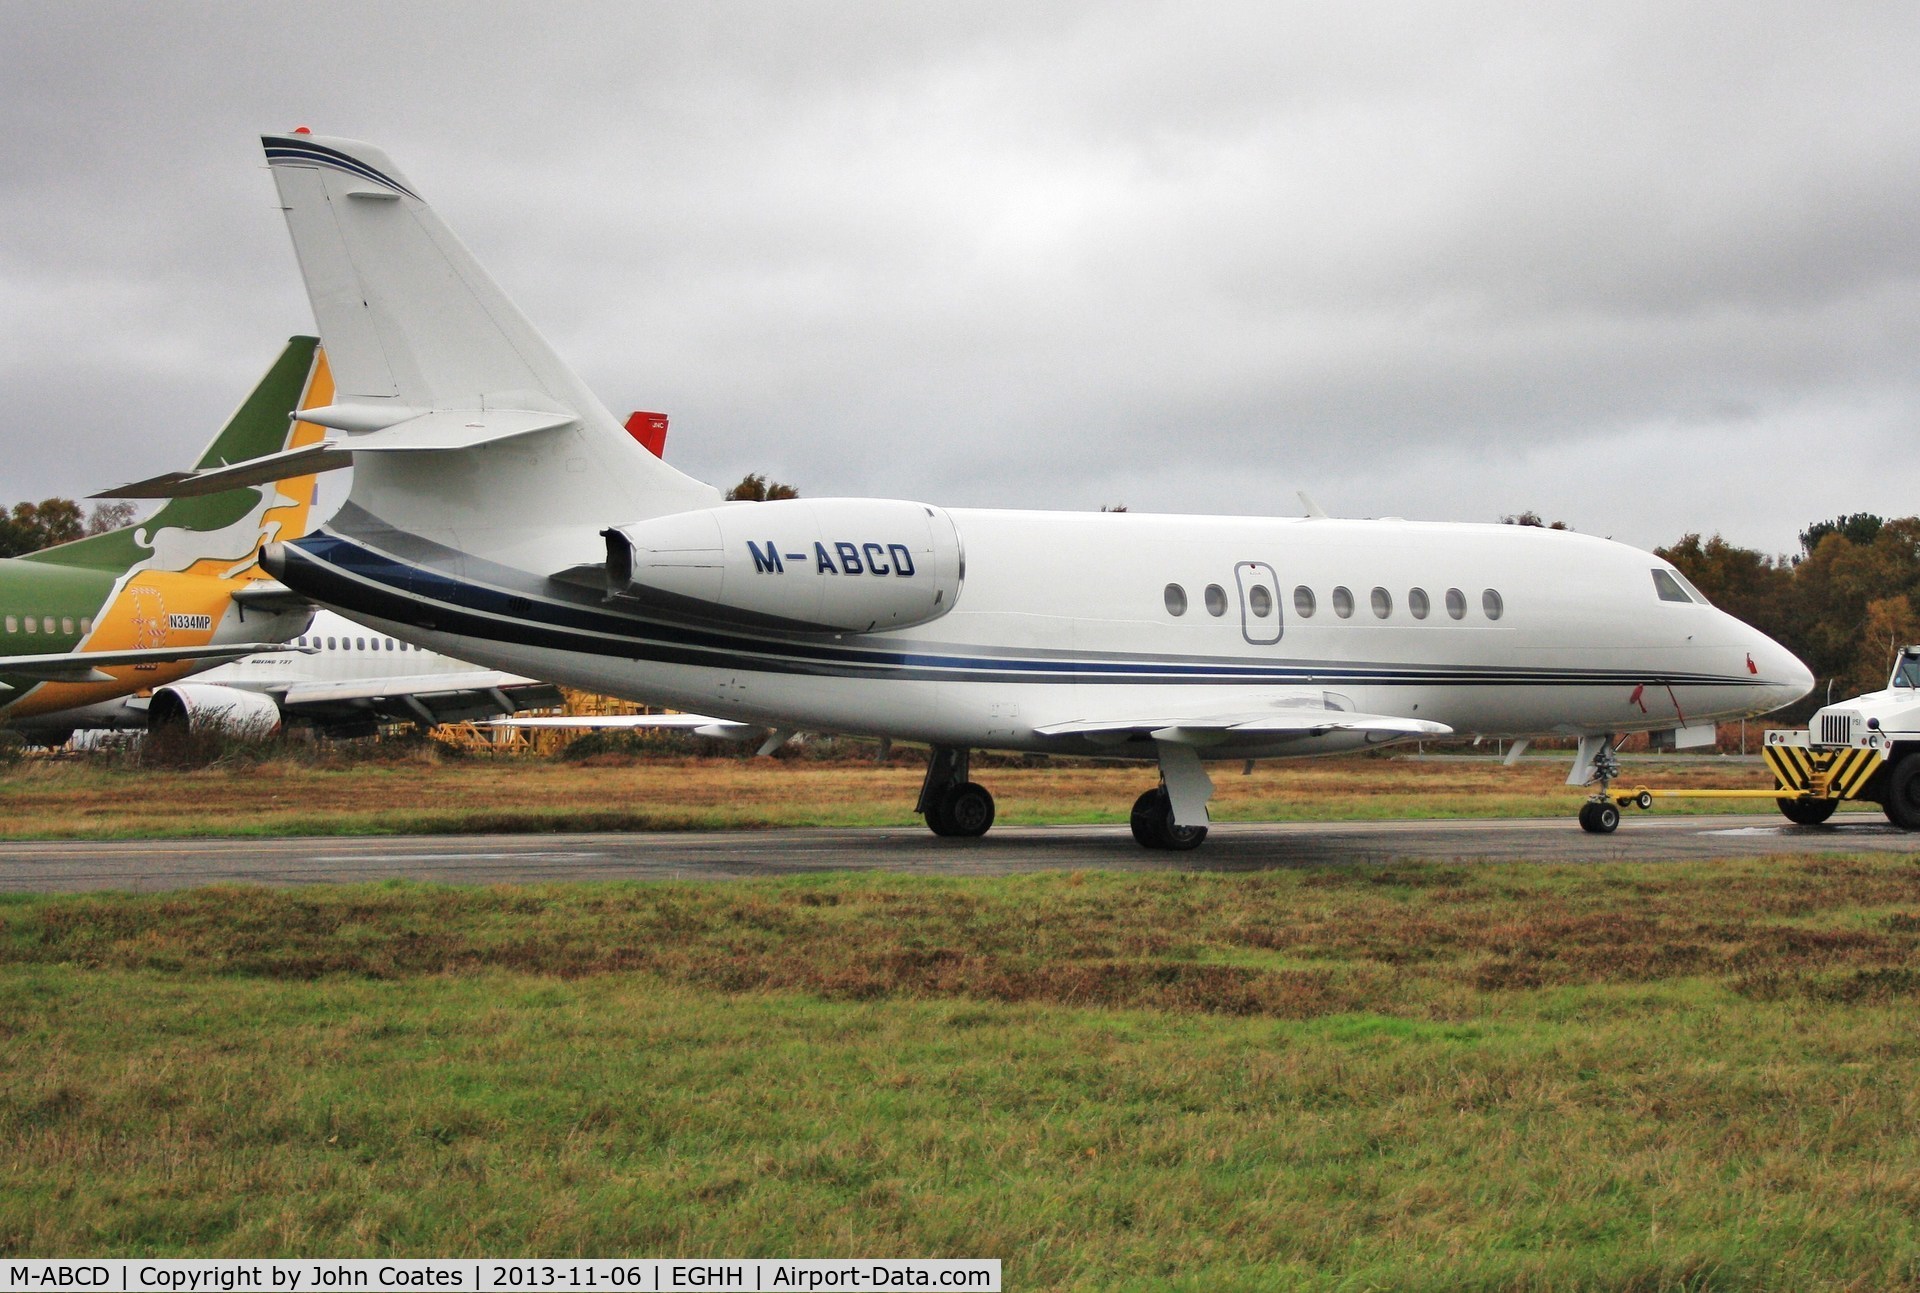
[[1894, 650, 1920, 690], [1671, 570, 1711, 605], [1652, 569, 1695, 603], [1651, 567, 1714, 606]]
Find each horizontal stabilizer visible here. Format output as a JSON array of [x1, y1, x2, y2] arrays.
[[230, 580, 314, 614], [97, 409, 577, 499], [1, 643, 293, 682]]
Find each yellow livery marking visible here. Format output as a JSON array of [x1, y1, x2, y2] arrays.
[[180, 350, 335, 583], [7, 571, 249, 718], [7, 352, 336, 721]]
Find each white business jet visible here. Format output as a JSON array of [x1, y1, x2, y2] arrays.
[[119, 132, 1813, 847]]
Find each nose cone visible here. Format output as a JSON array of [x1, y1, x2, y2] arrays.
[[1751, 632, 1815, 713]]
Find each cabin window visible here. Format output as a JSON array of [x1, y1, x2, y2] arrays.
[[43, 617, 54, 634], [385, 638, 396, 650], [1446, 588, 1467, 619], [1409, 588, 1430, 620], [1294, 586, 1316, 618], [1651, 569, 1695, 603], [61, 617, 74, 635], [1164, 584, 1188, 616], [23, 617, 35, 634], [1483, 589, 1504, 621], [1248, 585, 1273, 618], [326, 637, 337, 650], [3, 616, 14, 634], [1332, 586, 1354, 619], [1370, 587, 1392, 619], [1204, 584, 1228, 616], [354, 638, 365, 650], [80, 617, 92, 634]]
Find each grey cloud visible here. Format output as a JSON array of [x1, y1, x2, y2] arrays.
[[1, 1, 1916, 553]]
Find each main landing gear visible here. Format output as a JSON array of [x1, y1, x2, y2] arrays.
[[918, 746, 996, 838], [1130, 787, 1209, 850]]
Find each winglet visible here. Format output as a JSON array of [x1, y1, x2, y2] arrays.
[[1298, 490, 1329, 519]]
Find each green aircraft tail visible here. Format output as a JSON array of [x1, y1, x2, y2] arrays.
[[25, 337, 327, 577]]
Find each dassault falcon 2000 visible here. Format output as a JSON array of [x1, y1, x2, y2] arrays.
[[118, 131, 1814, 848]]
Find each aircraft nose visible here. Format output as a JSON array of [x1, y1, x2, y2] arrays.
[[1751, 632, 1814, 711]]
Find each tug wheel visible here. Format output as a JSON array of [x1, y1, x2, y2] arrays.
[[1776, 797, 1838, 827], [1884, 756, 1920, 832]]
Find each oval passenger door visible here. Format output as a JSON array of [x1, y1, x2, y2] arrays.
[[1235, 561, 1282, 645]]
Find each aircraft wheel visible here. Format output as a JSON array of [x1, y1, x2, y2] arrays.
[[1130, 788, 1208, 851], [1634, 790, 1654, 811], [1884, 756, 1920, 831], [934, 781, 995, 838], [1578, 801, 1620, 834], [1777, 797, 1838, 826]]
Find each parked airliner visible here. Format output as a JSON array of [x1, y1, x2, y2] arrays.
[[2, 337, 328, 745], [118, 132, 1814, 847], [40, 610, 562, 740]]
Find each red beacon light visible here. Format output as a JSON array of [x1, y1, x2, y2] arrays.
[[292, 126, 312, 135]]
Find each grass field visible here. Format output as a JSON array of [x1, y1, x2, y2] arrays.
[[7, 859, 1920, 1287], [0, 751, 1857, 839]]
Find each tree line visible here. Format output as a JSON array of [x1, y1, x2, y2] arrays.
[[0, 499, 139, 558], [1658, 514, 1920, 708]]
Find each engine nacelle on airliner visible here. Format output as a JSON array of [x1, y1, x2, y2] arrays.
[[147, 684, 283, 738], [604, 498, 964, 633]]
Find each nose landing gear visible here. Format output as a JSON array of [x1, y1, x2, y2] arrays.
[[1577, 799, 1621, 834], [1574, 734, 1624, 834]]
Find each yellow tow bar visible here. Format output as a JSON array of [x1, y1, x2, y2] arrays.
[[1606, 786, 1814, 810]]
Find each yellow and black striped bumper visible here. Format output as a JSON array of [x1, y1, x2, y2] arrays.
[[1764, 743, 1884, 800]]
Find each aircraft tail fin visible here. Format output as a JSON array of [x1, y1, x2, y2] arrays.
[[35, 336, 331, 577], [259, 131, 716, 554]]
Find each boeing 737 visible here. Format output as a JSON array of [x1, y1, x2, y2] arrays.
[[119, 133, 1815, 846], [2, 337, 330, 743]]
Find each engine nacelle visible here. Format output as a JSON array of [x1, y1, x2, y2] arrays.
[[604, 498, 964, 633], [147, 684, 283, 738]]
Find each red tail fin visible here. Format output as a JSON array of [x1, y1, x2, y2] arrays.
[[625, 411, 668, 458]]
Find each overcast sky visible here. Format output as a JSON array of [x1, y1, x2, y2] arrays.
[[3, 1, 1916, 555]]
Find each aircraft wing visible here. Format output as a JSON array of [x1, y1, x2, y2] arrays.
[[1033, 708, 1452, 745], [275, 671, 565, 727], [0, 643, 293, 685], [478, 713, 762, 739]]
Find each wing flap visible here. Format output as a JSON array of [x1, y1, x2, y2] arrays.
[[1035, 711, 1452, 741]]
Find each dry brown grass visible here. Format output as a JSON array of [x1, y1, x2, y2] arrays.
[[0, 751, 1807, 840]]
